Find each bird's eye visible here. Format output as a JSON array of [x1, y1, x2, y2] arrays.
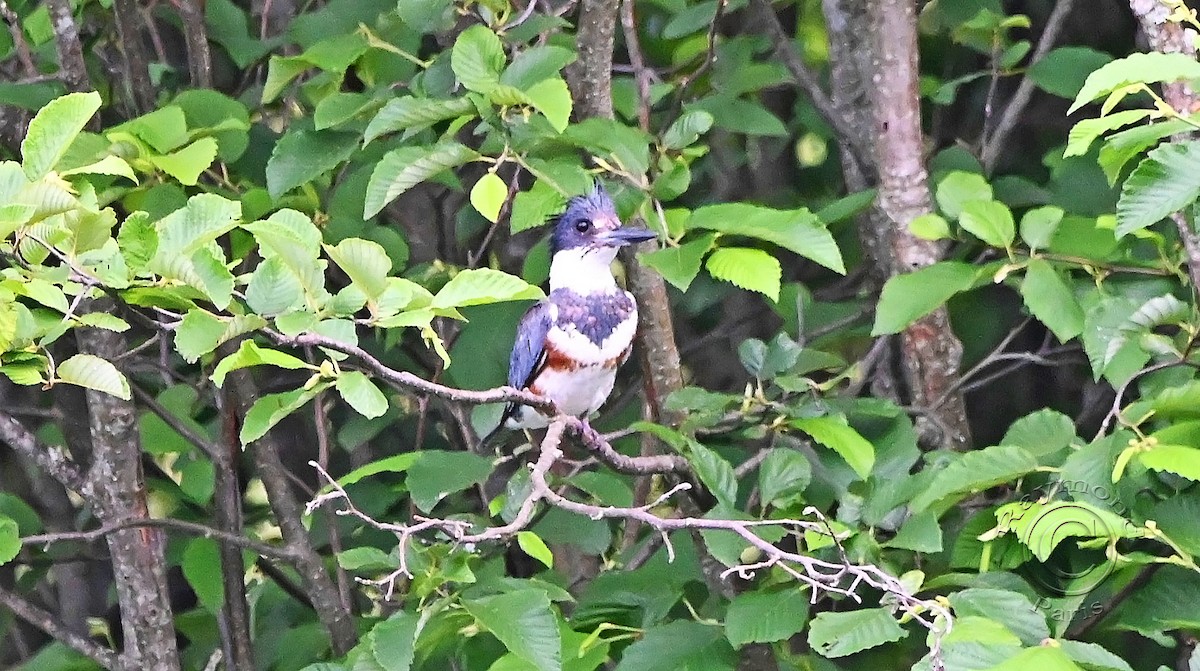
[[574, 219, 592, 233]]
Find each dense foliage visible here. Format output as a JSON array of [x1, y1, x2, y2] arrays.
[[8, 0, 1200, 670]]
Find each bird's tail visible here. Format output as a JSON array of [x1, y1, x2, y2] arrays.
[[478, 402, 517, 450]]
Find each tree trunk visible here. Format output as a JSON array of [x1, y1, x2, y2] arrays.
[[870, 0, 972, 449]]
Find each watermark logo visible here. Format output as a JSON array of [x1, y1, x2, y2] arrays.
[[993, 480, 1136, 598]]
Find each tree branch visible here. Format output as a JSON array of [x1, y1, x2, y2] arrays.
[[21, 517, 296, 561], [169, 0, 213, 88], [981, 0, 1076, 173], [0, 586, 120, 670], [111, 0, 154, 112], [45, 0, 90, 92], [0, 410, 89, 496]]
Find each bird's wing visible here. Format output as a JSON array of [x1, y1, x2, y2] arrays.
[[507, 300, 554, 390]]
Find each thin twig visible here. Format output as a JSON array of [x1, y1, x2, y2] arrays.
[[981, 0, 1077, 173], [21, 517, 295, 561], [0, 586, 120, 670]]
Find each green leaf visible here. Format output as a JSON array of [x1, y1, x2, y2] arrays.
[[148, 137, 219, 186], [174, 310, 227, 363], [1064, 109, 1153, 158], [909, 213, 952, 241], [1029, 47, 1113, 99], [947, 589, 1050, 646], [501, 45, 576, 90], [871, 261, 980, 335], [240, 386, 323, 445], [337, 546, 396, 571], [363, 96, 475, 145], [371, 612, 419, 671], [313, 92, 375, 130], [266, 130, 358, 199], [808, 608, 906, 658], [685, 440, 738, 507], [336, 371, 388, 419], [959, 199, 1015, 248], [326, 238, 392, 300], [639, 233, 716, 291], [616, 620, 736, 671], [792, 416, 875, 480], [1002, 408, 1076, 456], [988, 646, 1082, 671], [511, 180, 566, 233], [1099, 119, 1190, 184], [1139, 444, 1200, 480], [333, 454, 420, 488], [662, 110, 715, 150], [687, 204, 844, 273], [60, 155, 138, 184], [0, 515, 19, 565], [1070, 51, 1200, 113], [451, 25, 506, 94], [117, 211, 157, 274], [935, 171, 993, 219], [993, 500, 1141, 561], [705, 247, 781, 301], [885, 510, 943, 552], [1019, 206, 1065, 249], [725, 588, 809, 647], [1116, 141, 1200, 237], [22, 91, 102, 179], [245, 257, 304, 316], [182, 538, 224, 613], [56, 353, 130, 400], [1021, 258, 1085, 342], [1060, 641, 1131, 671], [431, 268, 543, 309], [470, 172, 508, 223], [364, 142, 479, 218], [909, 445, 1039, 513], [525, 77, 572, 132], [517, 531, 554, 569], [757, 448, 811, 508], [211, 340, 311, 387], [463, 590, 560, 671], [406, 450, 493, 512]]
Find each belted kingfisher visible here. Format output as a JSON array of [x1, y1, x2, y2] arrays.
[[495, 182, 656, 435]]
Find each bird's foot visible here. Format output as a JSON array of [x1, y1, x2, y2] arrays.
[[577, 417, 602, 443]]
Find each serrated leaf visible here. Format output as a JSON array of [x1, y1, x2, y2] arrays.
[[22, 91, 102, 180], [684, 439, 738, 507], [705, 247, 782, 301], [266, 130, 358, 199], [871, 261, 979, 335], [371, 612, 419, 671], [1021, 258, 1085, 342], [1139, 444, 1200, 480], [616, 620, 735, 671], [245, 256, 304, 316], [1002, 408, 1076, 456], [525, 77, 572, 132], [808, 608, 906, 658], [757, 448, 811, 508], [1117, 141, 1200, 237], [431, 268, 543, 309], [511, 180, 565, 233], [117, 211, 157, 274], [1064, 109, 1153, 158], [211, 340, 311, 387], [725, 588, 809, 647], [959, 199, 1015, 248], [470, 172, 508, 223], [56, 353, 130, 400], [326, 238, 392, 300], [993, 499, 1141, 561], [935, 171, 993, 219], [517, 531, 554, 569], [1019, 206, 1064, 249], [464, 591, 560, 671], [639, 233, 716, 291], [687, 204, 844, 273], [149, 137, 219, 186], [364, 143, 479, 218], [1029, 46, 1113, 99], [60, 155, 139, 184], [1070, 52, 1200, 114], [501, 45, 576, 90], [909, 445, 1039, 512], [336, 371, 388, 419], [451, 25, 506, 94], [407, 451, 493, 512], [240, 386, 324, 445], [662, 110, 715, 150], [948, 589, 1049, 645], [792, 416, 874, 480], [363, 96, 475, 145]]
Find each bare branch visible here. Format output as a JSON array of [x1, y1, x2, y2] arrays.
[[21, 517, 296, 561], [0, 410, 89, 496], [0, 586, 120, 670], [981, 0, 1077, 173]]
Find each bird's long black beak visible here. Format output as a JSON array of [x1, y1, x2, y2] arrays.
[[600, 226, 657, 247]]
